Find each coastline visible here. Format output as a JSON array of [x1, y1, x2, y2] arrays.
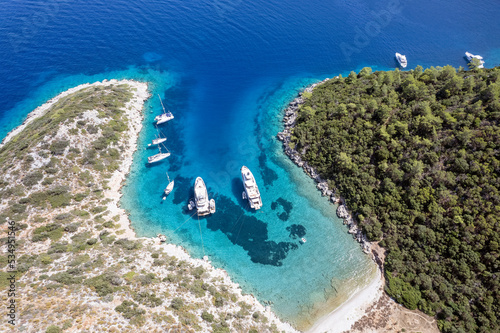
[[1, 79, 297, 332], [277, 78, 386, 332], [307, 269, 384, 333]]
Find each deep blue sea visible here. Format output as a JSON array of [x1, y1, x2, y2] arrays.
[[1, 0, 500, 328]]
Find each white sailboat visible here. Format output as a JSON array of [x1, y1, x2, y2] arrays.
[[155, 94, 174, 125], [465, 51, 485, 68], [164, 173, 174, 196], [241, 166, 262, 210], [147, 143, 170, 164], [395, 52, 407, 68], [148, 128, 167, 147], [193, 177, 215, 216]]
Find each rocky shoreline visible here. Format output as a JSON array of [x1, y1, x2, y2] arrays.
[[277, 78, 371, 255]]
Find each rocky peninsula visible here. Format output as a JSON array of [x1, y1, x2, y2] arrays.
[[0, 80, 296, 333]]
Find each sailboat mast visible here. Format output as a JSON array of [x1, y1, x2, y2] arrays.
[[158, 94, 166, 114]]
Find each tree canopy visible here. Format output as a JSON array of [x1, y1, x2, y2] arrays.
[[291, 65, 500, 333]]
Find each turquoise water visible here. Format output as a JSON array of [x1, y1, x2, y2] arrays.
[[121, 73, 376, 328], [2, 0, 500, 328]]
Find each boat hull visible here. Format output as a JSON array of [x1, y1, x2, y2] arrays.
[[241, 166, 263, 210], [194, 177, 211, 216], [148, 152, 170, 163], [164, 180, 174, 195], [395, 53, 407, 68]]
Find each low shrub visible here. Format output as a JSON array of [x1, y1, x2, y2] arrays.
[[170, 297, 184, 310], [22, 171, 43, 187], [114, 238, 141, 250], [48, 271, 83, 285], [115, 300, 145, 319], [49, 140, 69, 155], [84, 273, 121, 296], [46, 325, 62, 333], [133, 291, 163, 307], [201, 311, 214, 322], [32, 223, 63, 242]]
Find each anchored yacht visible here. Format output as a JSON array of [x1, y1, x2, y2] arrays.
[[465, 51, 485, 68], [147, 144, 170, 164], [155, 94, 174, 125], [241, 166, 262, 210], [164, 173, 174, 196], [395, 52, 407, 68], [149, 128, 167, 147], [193, 177, 215, 216]]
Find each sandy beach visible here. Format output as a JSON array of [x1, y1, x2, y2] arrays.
[[308, 270, 384, 333]]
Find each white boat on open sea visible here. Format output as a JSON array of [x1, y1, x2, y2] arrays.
[[155, 94, 174, 125], [465, 51, 485, 68], [241, 166, 262, 210], [395, 52, 407, 68]]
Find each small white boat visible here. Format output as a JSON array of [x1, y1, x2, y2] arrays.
[[395, 52, 407, 68], [465, 51, 485, 68], [148, 128, 167, 147], [155, 94, 174, 125], [194, 177, 214, 216], [148, 144, 170, 164], [241, 166, 262, 210], [300, 237, 307, 243], [209, 199, 216, 214], [188, 200, 195, 210], [164, 173, 174, 196], [157, 234, 166, 242]]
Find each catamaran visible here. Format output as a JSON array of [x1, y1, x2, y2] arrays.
[[465, 51, 485, 68], [164, 173, 174, 196], [241, 166, 262, 210], [193, 177, 215, 216], [155, 94, 174, 125], [147, 143, 170, 164], [395, 52, 407, 68]]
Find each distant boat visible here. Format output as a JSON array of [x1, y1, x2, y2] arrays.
[[155, 94, 174, 125], [300, 237, 307, 243], [465, 51, 485, 68], [164, 173, 174, 196], [148, 143, 170, 164], [148, 128, 167, 147], [157, 234, 166, 242], [241, 166, 262, 210], [395, 52, 407, 68], [193, 177, 215, 216]]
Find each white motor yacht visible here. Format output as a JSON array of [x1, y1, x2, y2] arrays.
[[395, 52, 407, 68], [194, 177, 213, 216], [465, 51, 485, 68], [241, 166, 263, 210]]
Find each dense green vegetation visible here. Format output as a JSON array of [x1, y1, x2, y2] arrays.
[[290, 66, 500, 333]]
